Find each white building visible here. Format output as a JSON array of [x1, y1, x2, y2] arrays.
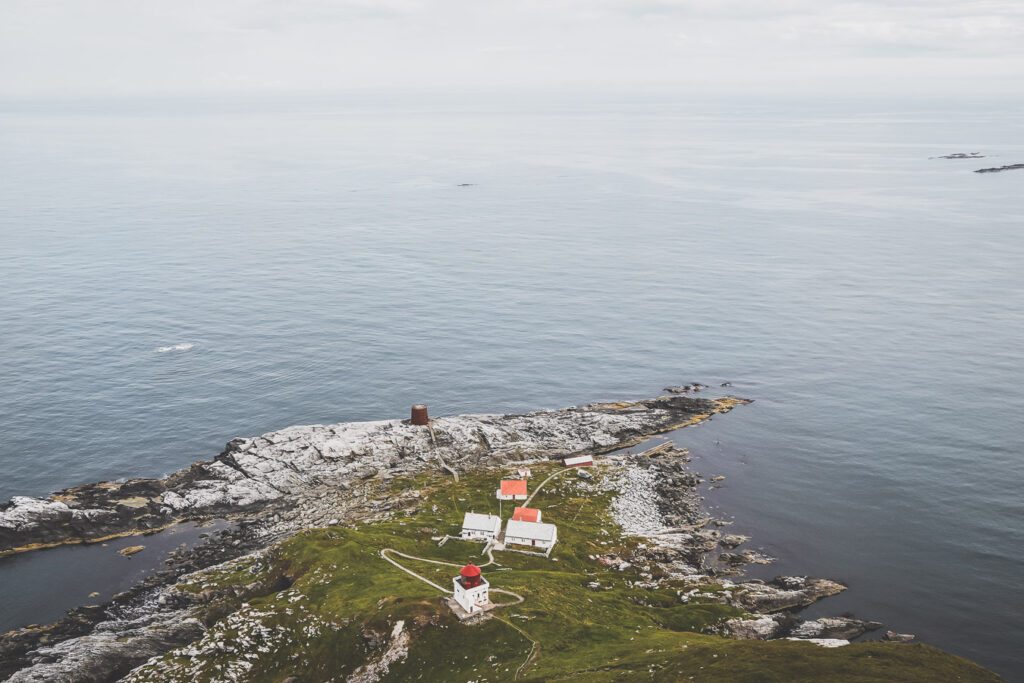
[[504, 519, 558, 550], [496, 479, 528, 501], [512, 506, 541, 523], [460, 512, 502, 541], [563, 455, 593, 467], [452, 564, 490, 614]]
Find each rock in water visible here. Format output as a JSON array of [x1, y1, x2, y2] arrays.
[[884, 631, 916, 642], [720, 534, 749, 549]]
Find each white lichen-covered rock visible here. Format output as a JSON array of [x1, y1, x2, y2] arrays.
[[2, 396, 742, 553], [0, 497, 73, 530], [789, 616, 882, 641], [609, 464, 667, 537], [6, 613, 205, 683], [0, 496, 116, 534], [786, 637, 850, 648], [729, 576, 846, 612], [719, 614, 786, 639]]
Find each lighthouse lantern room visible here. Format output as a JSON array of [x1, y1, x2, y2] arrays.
[[452, 564, 490, 615]]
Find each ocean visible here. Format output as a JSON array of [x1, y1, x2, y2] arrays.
[[1, 92, 1022, 678]]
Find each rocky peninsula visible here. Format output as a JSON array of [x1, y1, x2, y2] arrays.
[[0, 395, 999, 681]]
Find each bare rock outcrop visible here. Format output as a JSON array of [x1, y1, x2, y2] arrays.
[[1, 395, 746, 555], [729, 576, 847, 612], [7, 612, 205, 683], [789, 616, 883, 640]]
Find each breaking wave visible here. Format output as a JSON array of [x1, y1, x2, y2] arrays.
[[155, 343, 194, 353]]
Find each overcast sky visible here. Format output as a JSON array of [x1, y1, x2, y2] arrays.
[[2, 0, 1022, 97]]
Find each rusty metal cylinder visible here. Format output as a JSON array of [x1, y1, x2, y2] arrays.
[[411, 404, 429, 425]]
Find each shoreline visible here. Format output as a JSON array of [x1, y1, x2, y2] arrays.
[[0, 395, 746, 558], [0, 395, 999, 681], [1, 395, 746, 679], [0, 521, 186, 560]]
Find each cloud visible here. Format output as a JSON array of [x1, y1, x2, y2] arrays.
[[0, 0, 1021, 96]]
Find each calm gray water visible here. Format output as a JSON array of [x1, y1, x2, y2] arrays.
[[1, 93, 1022, 678]]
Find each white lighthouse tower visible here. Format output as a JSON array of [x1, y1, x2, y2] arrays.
[[452, 564, 490, 615]]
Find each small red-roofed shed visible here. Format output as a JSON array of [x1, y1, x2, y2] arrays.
[[512, 507, 541, 523]]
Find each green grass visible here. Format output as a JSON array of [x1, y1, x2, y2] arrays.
[[127, 463, 1001, 682]]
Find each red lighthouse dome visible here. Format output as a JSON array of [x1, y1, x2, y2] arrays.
[[460, 564, 483, 588]]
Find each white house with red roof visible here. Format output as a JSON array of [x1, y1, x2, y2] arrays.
[[496, 479, 528, 501], [511, 507, 541, 523]]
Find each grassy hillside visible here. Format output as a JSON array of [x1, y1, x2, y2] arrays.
[[126, 463, 1000, 682]]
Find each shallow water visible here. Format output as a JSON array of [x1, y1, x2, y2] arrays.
[[0, 519, 229, 634], [1, 93, 1022, 677]]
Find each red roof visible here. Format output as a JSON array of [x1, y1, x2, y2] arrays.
[[512, 507, 540, 523], [500, 480, 528, 496], [460, 564, 481, 578]]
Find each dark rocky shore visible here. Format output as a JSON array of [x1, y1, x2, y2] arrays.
[[0, 395, 975, 681]]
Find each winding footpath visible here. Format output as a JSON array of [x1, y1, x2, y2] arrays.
[[379, 548, 522, 606], [375, 463, 599, 678], [379, 462, 595, 598], [522, 462, 591, 507]]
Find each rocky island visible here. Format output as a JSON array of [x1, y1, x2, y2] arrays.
[[0, 395, 999, 681], [974, 163, 1024, 173]]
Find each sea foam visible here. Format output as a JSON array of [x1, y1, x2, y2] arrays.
[[156, 343, 194, 353]]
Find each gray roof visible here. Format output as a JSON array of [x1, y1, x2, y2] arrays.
[[462, 512, 501, 533], [505, 519, 557, 542]]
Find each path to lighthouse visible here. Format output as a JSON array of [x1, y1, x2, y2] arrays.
[[379, 548, 524, 606]]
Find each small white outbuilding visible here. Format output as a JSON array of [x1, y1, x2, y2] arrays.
[[461, 512, 502, 541]]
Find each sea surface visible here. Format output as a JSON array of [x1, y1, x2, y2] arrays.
[[1, 92, 1022, 678]]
